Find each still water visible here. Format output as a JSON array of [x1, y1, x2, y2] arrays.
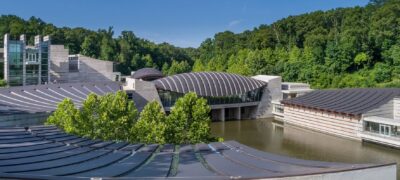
[[211, 118, 400, 178]]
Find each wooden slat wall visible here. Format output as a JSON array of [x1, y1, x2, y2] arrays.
[[394, 98, 400, 121], [363, 100, 393, 119], [284, 106, 362, 140]]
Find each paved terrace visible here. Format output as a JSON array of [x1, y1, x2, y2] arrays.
[[0, 125, 395, 179]]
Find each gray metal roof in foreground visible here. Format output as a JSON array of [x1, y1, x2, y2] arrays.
[[0, 82, 121, 115], [282, 88, 400, 116], [154, 72, 267, 97], [0, 125, 393, 179]]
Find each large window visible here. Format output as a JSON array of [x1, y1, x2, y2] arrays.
[[40, 43, 49, 84], [8, 41, 24, 86], [25, 64, 39, 85], [364, 121, 400, 137], [158, 87, 264, 108]]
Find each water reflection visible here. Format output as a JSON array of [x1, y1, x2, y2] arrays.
[[211, 118, 400, 178]]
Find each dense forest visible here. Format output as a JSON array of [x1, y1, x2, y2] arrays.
[[191, 0, 400, 88], [1, 0, 400, 88], [0, 16, 194, 77]]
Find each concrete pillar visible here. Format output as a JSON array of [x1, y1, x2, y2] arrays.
[[234, 107, 241, 120], [219, 108, 225, 121], [4, 34, 9, 83]]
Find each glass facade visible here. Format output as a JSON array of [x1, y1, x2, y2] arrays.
[[364, 121, 400, 138], [40, 42, 49, 84], [7, 41, 24, 86], [5, 36, 50, 86], [158, 87, 264, 107], [25, 48, 40, 85]]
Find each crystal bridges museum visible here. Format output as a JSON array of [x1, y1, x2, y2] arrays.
[[0, 34, 397, 179]]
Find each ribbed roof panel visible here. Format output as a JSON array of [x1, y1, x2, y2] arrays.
[[282, 88, 400, 115], [154, 72, 267, 97]]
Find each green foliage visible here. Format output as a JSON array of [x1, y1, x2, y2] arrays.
[[165, 92, 212, 144], [354, 52, 371, 68], [0, 80, 6, 87], [45, 98, 78, 133], [0, 15, 193, 76], [378, 79, 400, 88], [4, 0, 399, 88], [166, 60, 191, 76], [81, 33, 100, 58], [133, 101, 166, 144], [46, 91, 217, 144], [46, 91, 138, 142], [372, 63, 392, 83], [188, 1, 400, 88]]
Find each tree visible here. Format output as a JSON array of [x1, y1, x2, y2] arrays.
[[99, 27, 116, 61], [227, 49, 251, 76], [96, 91, 138, 141], [46, 91, 139, 141], [46, 98, 78, 134], [165, 92, 212, 144], [167, 60, 191, 75], [133, 101, 166, 144], [354, 52, 371, 69], [81, 33, 100, 58]]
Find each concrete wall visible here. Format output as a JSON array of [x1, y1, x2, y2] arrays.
[[49, 45, 69, 83], [284, 106, 362, 140], [252, 75, 282, 118], [49, 45, 120, 83], [76, 55, 120, 82], [123, 78, 162, 111], [269, 164, 396, 180]]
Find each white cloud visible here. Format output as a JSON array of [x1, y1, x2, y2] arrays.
[[228, 20, 242, 27]]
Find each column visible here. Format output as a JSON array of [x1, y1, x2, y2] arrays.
[[219, 108, 225, 121]]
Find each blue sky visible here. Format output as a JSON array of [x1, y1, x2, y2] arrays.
[[0, 0, 369, 48]]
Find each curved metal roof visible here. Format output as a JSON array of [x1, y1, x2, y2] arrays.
[[153, 72, 267, 97], [132, 68, 164, 81], [0, 82, 121, 115], [282, 88, 400, 115], [0, 125, 390, 179]]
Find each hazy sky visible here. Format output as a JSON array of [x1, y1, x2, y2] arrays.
[[0, 0, 369, 48]]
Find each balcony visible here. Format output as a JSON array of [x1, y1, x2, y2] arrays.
[[360, 116, 400, 148]]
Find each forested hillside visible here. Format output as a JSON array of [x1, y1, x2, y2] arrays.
[[1, 0, 399, 88], [192, 0, 400, 88], [0, 16, 193, 77]]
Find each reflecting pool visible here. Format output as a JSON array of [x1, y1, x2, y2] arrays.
[[211, 118, 400, 179]]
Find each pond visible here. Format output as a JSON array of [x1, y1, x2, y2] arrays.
[[211, 118, 400, 179]]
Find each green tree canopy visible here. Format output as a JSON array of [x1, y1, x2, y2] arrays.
[[133, 101, 166, 144], [165, 92, 212, 144]]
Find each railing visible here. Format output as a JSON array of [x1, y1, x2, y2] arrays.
[[362, 129, 400, 138]]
